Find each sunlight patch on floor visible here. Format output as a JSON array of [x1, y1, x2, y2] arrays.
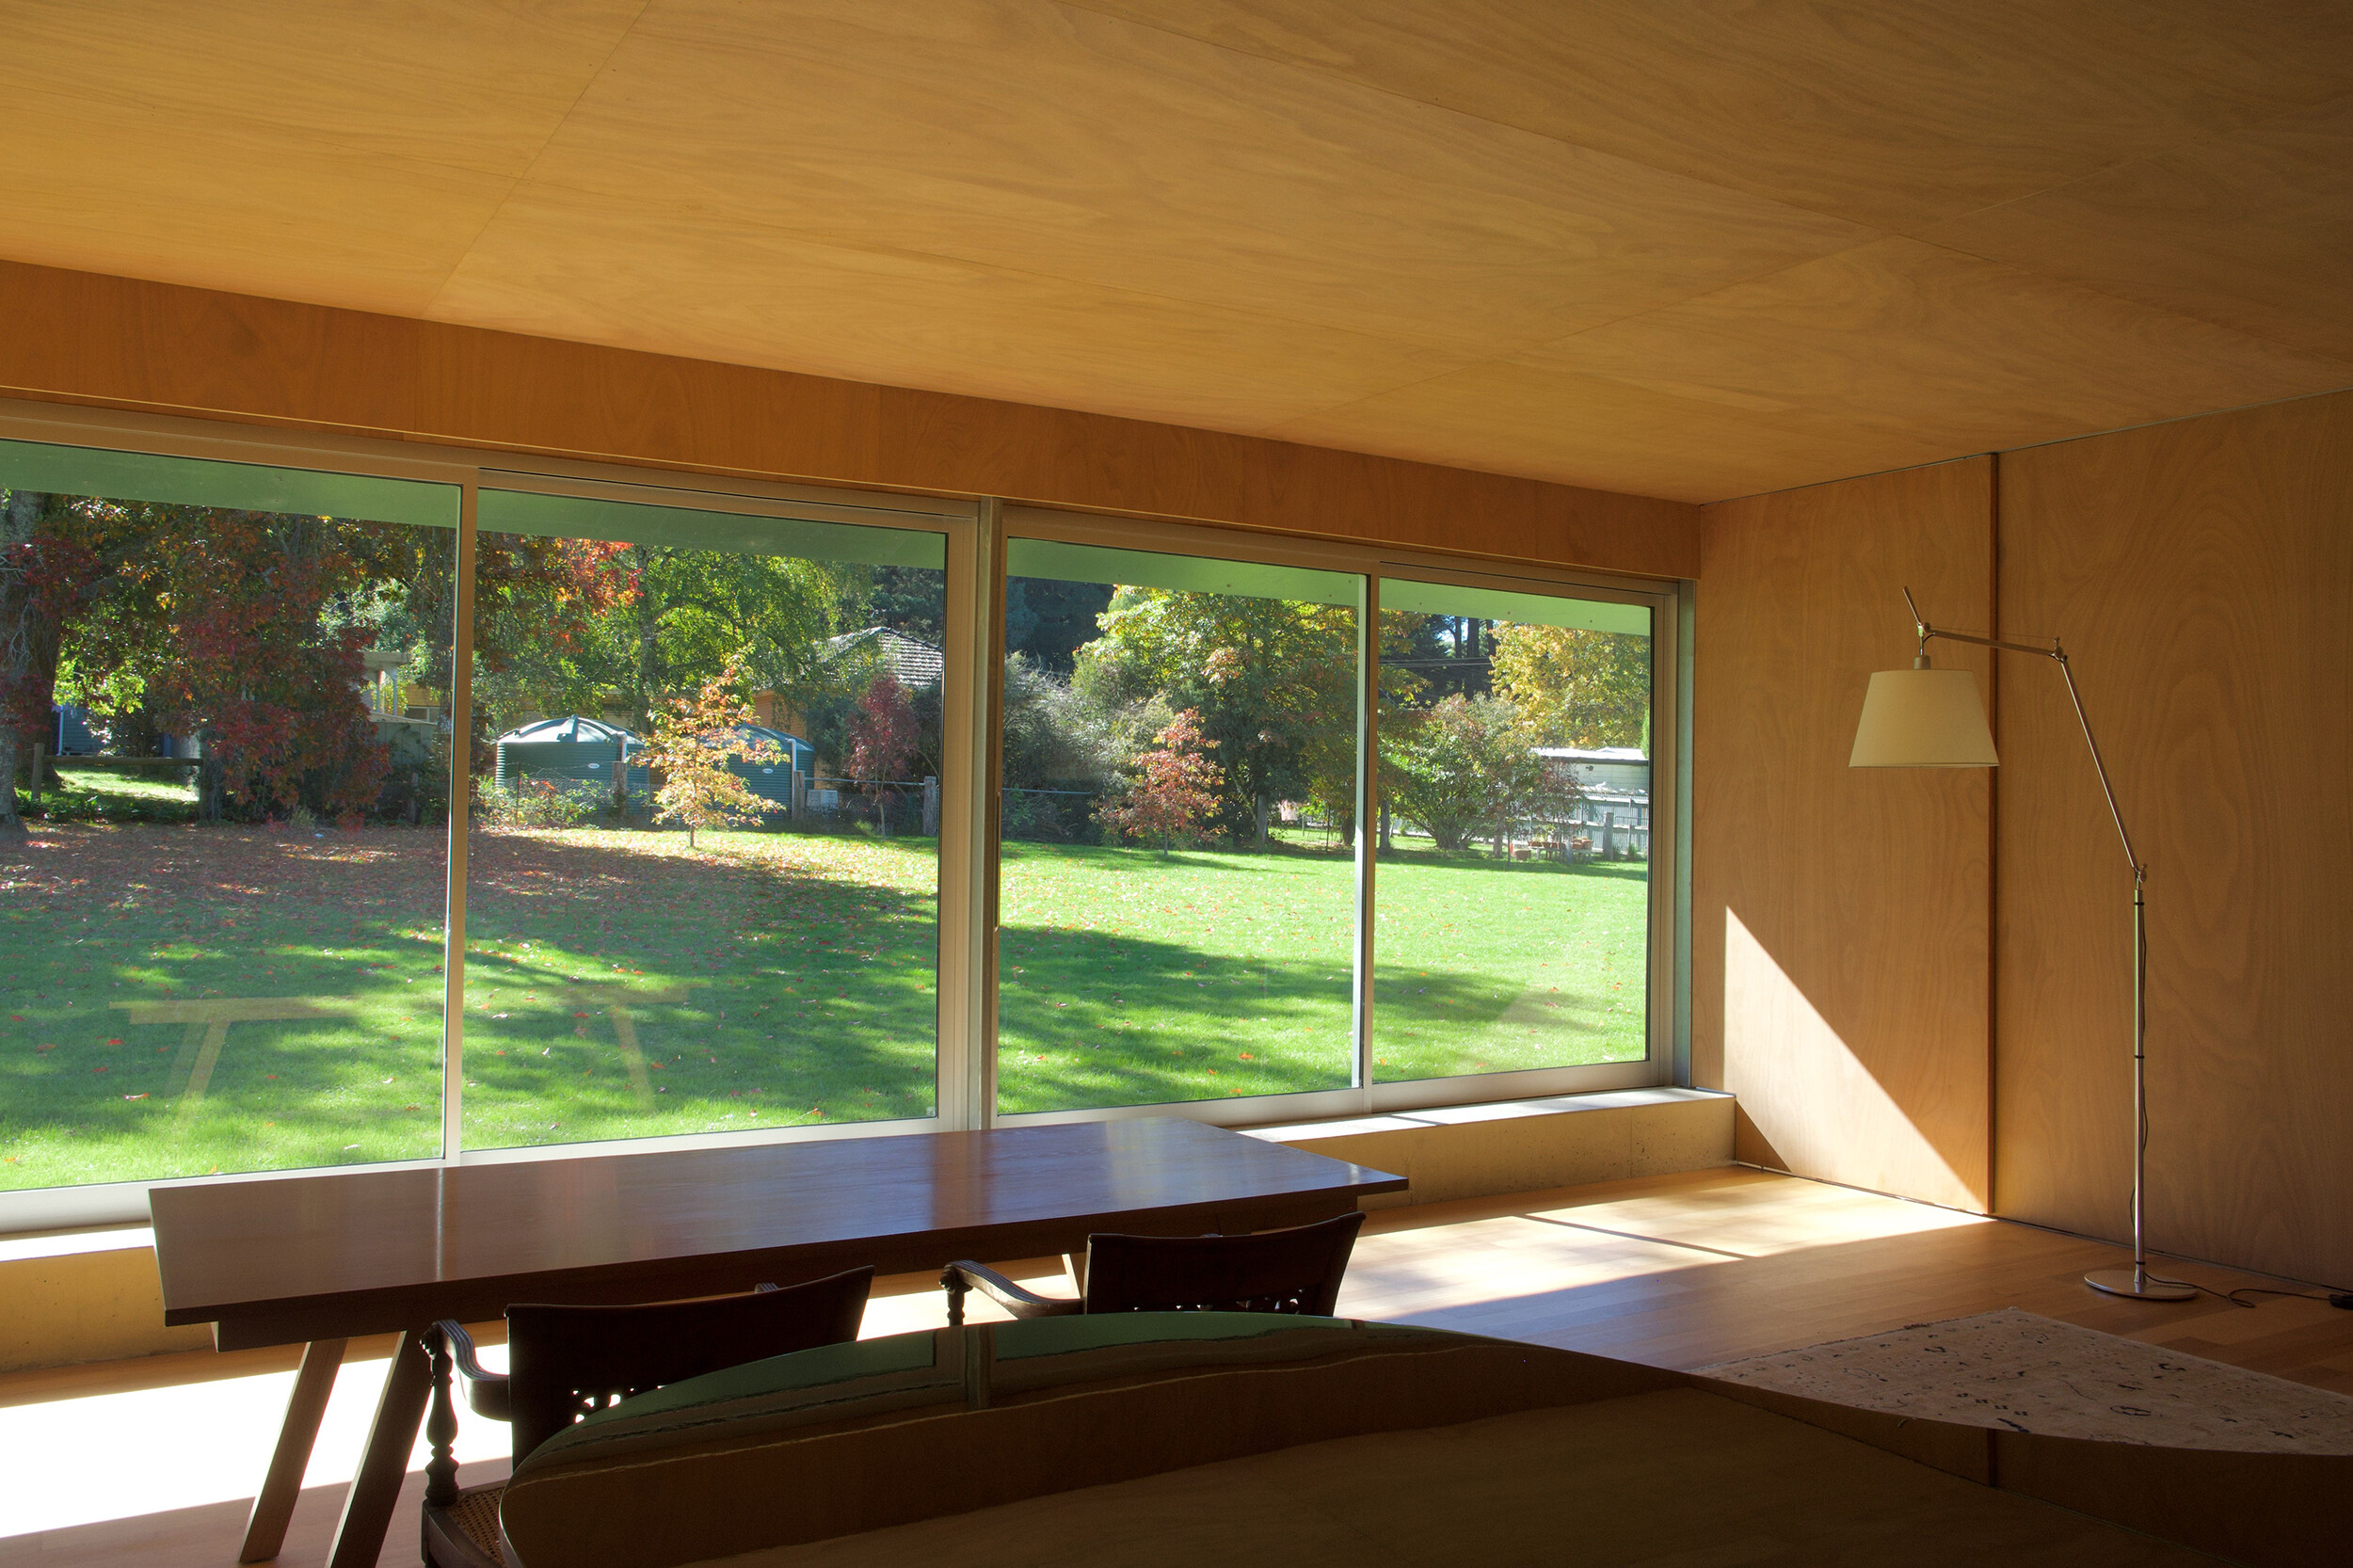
[[0, 1348, 510, 1538]]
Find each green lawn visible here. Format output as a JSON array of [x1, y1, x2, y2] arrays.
[[995, 840, 1647, 1112], [37, 762, 201, 824], [3, 820, 1648, 1191]]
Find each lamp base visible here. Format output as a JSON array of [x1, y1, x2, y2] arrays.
[[2085, 1267, 2198, 1303]]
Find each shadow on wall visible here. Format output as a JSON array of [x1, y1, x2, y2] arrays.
[[1722, 908, 1981, 1213]]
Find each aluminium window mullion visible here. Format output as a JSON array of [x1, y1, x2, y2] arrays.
[[935, 500, 1001, 1132], [1353, 574, 1378, 1105], [440, 479, 478, 1162]]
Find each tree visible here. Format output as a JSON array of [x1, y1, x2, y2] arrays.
[[638, 661, 775, 849], [1003, 577, 1113, 673], [1382, 693, 1570, 854], [1082, 589, 1356, 847], [845, 672, 920, 837], [0, 491, 109, 834], [1096, 709, 1223, 856], [470, 536, 862, 745], [1491, 623, 1651, 750]]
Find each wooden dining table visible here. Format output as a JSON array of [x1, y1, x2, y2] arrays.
[[146, 1117, 1405, 1568]]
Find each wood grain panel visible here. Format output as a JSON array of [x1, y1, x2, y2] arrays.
[[0, 260, 1700, 577], [1268, 358, 1952, 505], [495, 0, 1872, 353], [0, 85, 516, 317], [6, 2, 2352, 504], [1516, 238, 2353, 466], [1921, 92, 2353, 361], [1693, 459, 1993, 1212], [1995, 389, 2353, 1287], [426, 182, 1490, 434], [2, 0, 646, 179], [1077, 0, 2353, 230]]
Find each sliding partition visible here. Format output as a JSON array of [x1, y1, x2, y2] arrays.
[[459, 486, 951, 1152], [0, 408, 1678, 1220], [0, 439, 459, 1190], [993, 538, 1364, 1116], [1373, 579, 1657, 1086]]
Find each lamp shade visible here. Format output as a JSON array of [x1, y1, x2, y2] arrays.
[[1849, 667, 1998, 767]]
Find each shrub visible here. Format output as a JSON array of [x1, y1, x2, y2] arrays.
[[477, 777, 600, 830]]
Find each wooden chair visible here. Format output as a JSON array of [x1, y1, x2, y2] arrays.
[[938, 1212, 1365, 1326], [419, 1266, 874, 1568]]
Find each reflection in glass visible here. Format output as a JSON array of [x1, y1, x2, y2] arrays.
[[1374, 581, 1651, 1081], [461, 492, 945, 1150], [1, 443, 456, 1189], [995, 540, 1362, 1113]]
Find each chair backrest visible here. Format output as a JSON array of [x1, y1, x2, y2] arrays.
[[505, 1265, 872, 1460], [1081, 1211, 1366, 1317]]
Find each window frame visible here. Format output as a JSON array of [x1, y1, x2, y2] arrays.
[[986, 507, 1680, 1129], [0, 399, 1682, 1230]]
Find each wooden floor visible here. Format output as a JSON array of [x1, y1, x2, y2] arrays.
[[4, 1167, 2349, 1565]]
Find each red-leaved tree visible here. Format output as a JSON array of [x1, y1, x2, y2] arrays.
[[1096, 709, 1224, 856], [143, 511, 388, 822], [846, 673, 920, 837], [0, 492, 107, 834]]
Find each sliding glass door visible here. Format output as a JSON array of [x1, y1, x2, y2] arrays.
[[1, 440, 457, 1189], [993, 539, 1364, 1115], [2, 408, 1680, 1218], [1374, 578, 1656, 1083], [460, 487, 949, 1151]]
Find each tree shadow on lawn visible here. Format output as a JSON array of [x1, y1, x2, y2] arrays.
[[1, 824, 948, 1184], [994, 924, 1623, 1114], [1000, 840, 1345, 874], [1376, 852, 1652, 884], [445, 827, 947, 1147]]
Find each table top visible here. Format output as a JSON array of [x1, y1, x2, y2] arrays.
[[149, 1119, 1406, 1349], [495, 1316, 2226, 1568]]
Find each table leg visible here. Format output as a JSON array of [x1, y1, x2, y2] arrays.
[[239, 1337, 347, 1563], [326, 1327, 432, 1568]]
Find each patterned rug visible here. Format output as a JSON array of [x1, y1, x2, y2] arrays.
[[1699, 1307, 2353, 1453]]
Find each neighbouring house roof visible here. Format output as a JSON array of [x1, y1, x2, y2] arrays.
[[1531, 746, 1649, 763], [493, 715, 638, 746], [828, 627, 945, 689]]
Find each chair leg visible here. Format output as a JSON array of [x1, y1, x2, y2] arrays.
[[424, 1325, 460, 1509], [939, 1267, 967, 1328]]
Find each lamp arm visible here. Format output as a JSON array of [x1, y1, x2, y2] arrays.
[[1904, 589, 2141, 878], [1900, 590, 2169, 1296]]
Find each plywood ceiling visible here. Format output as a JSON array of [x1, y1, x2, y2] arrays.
[[5, 0, 2350, 504]]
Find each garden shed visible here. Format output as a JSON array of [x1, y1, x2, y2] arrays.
[[492, 715, 648, 797], [1533, 746, 1650, 801], [724, 725, 816, 809]]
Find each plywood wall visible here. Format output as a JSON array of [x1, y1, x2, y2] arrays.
[[0, 260, 1696, 578], [1694, 392, 2353, 1288], [1693, 459, 1994, 1213], [1996, 392, 2353, 1286]]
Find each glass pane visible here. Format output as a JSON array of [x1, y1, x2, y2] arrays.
[[996, 538, 1361, 1113], [1, 447, 458, 1191], [1373, 581, 1652, 1081], [461, 490, 944, 1150]]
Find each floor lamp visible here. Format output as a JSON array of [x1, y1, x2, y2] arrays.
[[1849, 588, 2194, 1303]]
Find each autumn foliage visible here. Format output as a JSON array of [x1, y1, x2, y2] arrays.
[[845, 672, 920, 835], [638, 661, 775, 848], [1096, 709, 1223, 855], [145, 512, 389, 821]]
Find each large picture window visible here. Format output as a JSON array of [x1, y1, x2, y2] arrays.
[[1374, 580, 1655, 1081], [2, 413, 1677, 1215], [993, 539, 1364, 1114], [461, 488, 947, 1150], [2, 441, 457, 1192]]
